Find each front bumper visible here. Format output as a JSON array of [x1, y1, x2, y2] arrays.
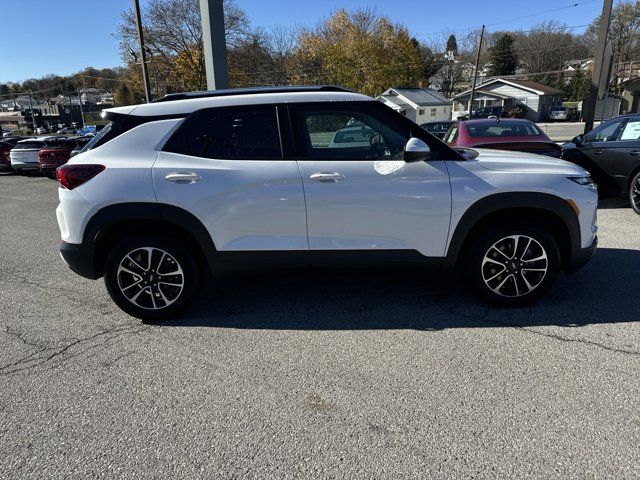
[[568, 236, 597, 273], [60, 241, 99, 279]]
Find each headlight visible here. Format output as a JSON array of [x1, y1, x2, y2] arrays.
[[568, 176, 597, 191]]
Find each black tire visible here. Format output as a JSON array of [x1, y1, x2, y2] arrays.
[[104, 235, 201, 321], [629, 171, 640, 215], [467, 224, 561, 307]]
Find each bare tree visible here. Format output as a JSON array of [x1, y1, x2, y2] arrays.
[[116, 0, 251, 92], [514, 21, 583, 76], [583, 0, 640, 64]]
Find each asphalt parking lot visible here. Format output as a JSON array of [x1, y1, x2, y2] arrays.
[[1, 174, 639, 479]]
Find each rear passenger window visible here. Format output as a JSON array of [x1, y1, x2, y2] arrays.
[[619, 119, 640, 141], [165, 106, 282, 159]]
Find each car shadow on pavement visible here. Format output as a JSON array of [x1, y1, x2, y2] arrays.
[[598, 197, 630, 209], [157, 247, 640, 331]]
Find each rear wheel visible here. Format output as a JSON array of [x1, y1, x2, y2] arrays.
[[104, 235, 201, 320], [629, 171, 640, 215], [467, 225, 561, 307]]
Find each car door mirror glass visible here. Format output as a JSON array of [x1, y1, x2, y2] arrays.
[[404, 137, 431, 163]]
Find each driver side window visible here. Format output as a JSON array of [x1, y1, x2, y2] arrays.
[[300, 110, 408, 160], [585, 118, 625, 142]]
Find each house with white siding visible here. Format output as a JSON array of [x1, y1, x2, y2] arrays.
[[452, 78, 566, 122], [377, 87, 452, 124]]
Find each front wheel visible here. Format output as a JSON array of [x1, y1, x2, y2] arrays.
[[467, 225, 561, 307], [629, 171, 640, 215], [104, 235, 201, 320]]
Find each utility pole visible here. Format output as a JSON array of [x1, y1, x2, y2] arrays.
[[583, 0, 613, 134], [200, 0, 229, 90], [27, 90, 37, 132], [468, 25, 485, 117], [76, 85, 85, 128], [133, 0, 152, 102]]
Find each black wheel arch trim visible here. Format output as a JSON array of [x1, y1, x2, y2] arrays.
[[444, 192, 582, 271], [80, 202, 217, 278]]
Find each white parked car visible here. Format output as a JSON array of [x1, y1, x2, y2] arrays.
[[55, 86, 598, 320], [10, 137, 52, 174]]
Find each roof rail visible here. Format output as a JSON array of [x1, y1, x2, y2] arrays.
[[152, 85, 355, 103]]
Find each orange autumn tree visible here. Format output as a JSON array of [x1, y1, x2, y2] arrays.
[[291, 9, 422, 96]]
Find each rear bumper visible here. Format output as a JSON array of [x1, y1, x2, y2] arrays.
[[59, 241, 99, 279], [568, 236, 597, 273], [11, 160, 40, 170], [39, 159, 68, 169]]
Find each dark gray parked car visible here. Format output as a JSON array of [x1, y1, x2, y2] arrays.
[[562, 114, 640, 214]]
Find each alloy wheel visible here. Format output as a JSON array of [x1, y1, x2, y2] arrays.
[[481, 235, 548, 297], [632, 176, 640, 211], [116, 247, 184, 310]]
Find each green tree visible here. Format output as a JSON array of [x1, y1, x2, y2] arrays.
[[410, 38, 439, 81], [115, 82, 133, 106], [446, 34, 458, 55], [488, 33, 518, 76], [554, 71, 568, 95], [568, 70, 592, 101]]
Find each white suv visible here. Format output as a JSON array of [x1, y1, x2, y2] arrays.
[[56, 86, 598, 320]]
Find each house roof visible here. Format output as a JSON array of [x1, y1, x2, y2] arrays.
[[453, 89, 512, 100], [380, 96, 412, 109], [505, 79, 565, 96], [382, 88, 451, 106], [454, 78, 565, 98]]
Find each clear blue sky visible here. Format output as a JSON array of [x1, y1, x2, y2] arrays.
[[0, 0, 604, 83]]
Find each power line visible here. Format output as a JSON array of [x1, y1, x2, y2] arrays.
[[486, 0, 597, 27]]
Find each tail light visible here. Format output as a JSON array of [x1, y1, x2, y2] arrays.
[[57, 164, 105, 190]]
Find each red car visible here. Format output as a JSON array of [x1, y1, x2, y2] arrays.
[[0, 139, 19, 172], [444, 118, 561, 157], [38, 137, 87, 179]]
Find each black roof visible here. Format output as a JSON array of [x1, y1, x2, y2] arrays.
[[153, 85, 355, 103]]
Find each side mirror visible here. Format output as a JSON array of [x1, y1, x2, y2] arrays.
[[404, 138, 432, 163], [572, 134, 584, 147]]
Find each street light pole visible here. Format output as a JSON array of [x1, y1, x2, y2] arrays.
[[583, 0, 613, 134], [199, 0, 229, 90], [133, 0, 152, 102]]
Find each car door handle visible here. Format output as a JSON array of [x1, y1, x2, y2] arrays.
[[630, 150, 640, 156], [310, 172, 345, 182], [593, 150, 603, 155], [165, 172, 200, 183]]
